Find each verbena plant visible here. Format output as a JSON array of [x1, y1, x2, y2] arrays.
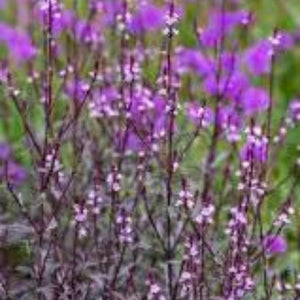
[[0, 0, 300, 299]]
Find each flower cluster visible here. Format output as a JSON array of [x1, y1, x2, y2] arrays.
[[116, 209, 133, 244]]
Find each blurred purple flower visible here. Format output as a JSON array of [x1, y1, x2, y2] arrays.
[[36, 7, 74, 36], [241, 87, 269, 115], [203, 72, 248, 101], [0, 142, 10, 161], [75, 20, 100, 44], [55, 10, 74, 34], [0, 23, 36, 62], [289, 99, 300, 122], [0, 22, 13, 40], [90, 87, 120, 118], [8, 32, 37, 62], [185, 102, 212, 127], [203, 75, 222, 96], [36, 6, 102, 44], [219, 52, 240, 73], [176, 48, 214, 76], [101, 0, 123, 25], [243, 40, 272, 75], [263, 235, 287, 254], [244, 33, 293, 75], [199, 26, 221, 48], [240, 142, 267, 163], [65, 80, 90, 102], [218, 106, 242, 142], [223, 72, 249, 102], [199, 10, 251, 47], [240, 136, 268, 163], [0, 0, 6, 9], [277, 32, 294, 49], [149, 97, 168, 134], [128, 3, 164, 34], [120, 131, 147, 152], [0, 161, 27, 186], [217, 106, 241, 129], [126, 96, 169, 151]]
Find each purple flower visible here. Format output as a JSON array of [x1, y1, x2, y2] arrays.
[[65, 80, 90, 102], [0, 22, 13, 41], [75, 20, 101, 44], [241, 87, 269, 115], [36, 7, 74, 36], [219, 52, 240, 73], [0, 23, 37, 62], [217, 106, 241, 129], [199, 26, 221, 48], [203, 75, 222, 97], [8, 32, 37, 62], [240, 135, 268, 163], [124, 96, 169, 151], [149, 97, 168, 134], [119, 130, 150, 153], [243, 40, 272, 75], [125, 132, 144, 152], [176, 48, 214, 76], [90, 87, 120, 118], [36, 7, 101, 44], [0, 161, 27, 186], [203, 72, 248, 101], [128, 4, 164, 34], [289, 99, 300, 122], [101, 0, 123, 25], [263, 235, 287, 254], [0, 142, 11, 161], [185, 102, 212, 127], [0, 0, 6, 9], [277, 32, 294, 49], [223, 72, 249, 101], [199, 10, 251, 47], [215, 106, 243, 142], [244, 33, 293, 75], [51, 10, 74, 36], [56, 10, 74, 33]]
